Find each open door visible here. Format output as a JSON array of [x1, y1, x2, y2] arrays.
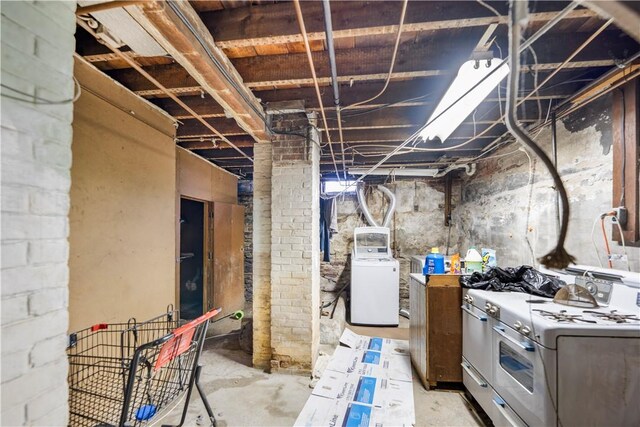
[[211, 202, 245, 316], [179, 198, 206, 320]]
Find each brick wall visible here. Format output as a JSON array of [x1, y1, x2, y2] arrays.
[[252, 111, 320, 373], [252, 142, 273, 369], [1, 1, 76, 425], [269, 113, 320, 372]]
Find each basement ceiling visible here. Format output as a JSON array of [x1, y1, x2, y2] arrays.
[[75, 0, 640, 178]]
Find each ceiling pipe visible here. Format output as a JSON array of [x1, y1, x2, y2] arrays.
[[322, 0, 348, 178], [292, 0, 340, 179]]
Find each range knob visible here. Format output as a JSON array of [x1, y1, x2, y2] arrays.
[[467, 295, 474, 304], [521, 326, 531, 335], [488, 306, 497, 316], [514, 321, 523, 331], [485, 302, 492, 311]]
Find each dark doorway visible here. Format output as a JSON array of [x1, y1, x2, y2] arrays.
[[179, 198, 205, 320]]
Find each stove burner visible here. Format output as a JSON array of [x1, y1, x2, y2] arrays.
[[533, 309, 597, 323], [583, 310, 640, 323]]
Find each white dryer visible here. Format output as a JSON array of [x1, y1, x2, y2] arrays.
[[350, 227, 399, 326]]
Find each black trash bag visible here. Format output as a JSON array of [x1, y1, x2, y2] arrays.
[[459, 265, 565, 298]]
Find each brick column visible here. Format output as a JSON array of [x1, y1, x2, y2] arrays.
[[269, 112, 320, 373], [1, 2, 76, 425], [252, 142, 273, 369]]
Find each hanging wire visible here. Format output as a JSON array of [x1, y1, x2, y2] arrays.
[[1, 77, 82, 105], [342, 0, 409, 111]]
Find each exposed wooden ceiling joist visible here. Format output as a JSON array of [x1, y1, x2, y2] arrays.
[[126, 0, 270, 141], [201, 1, 598, 50], [584, 0, 640, 43], [120, 59, 615, 98]]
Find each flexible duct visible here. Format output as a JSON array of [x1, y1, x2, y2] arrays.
[[357, 186, 379, 227], [357, 185, 397, 228], [435, 163, 476, 177], [378, 185, 397, 228]]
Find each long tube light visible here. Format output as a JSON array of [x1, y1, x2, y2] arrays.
[[349, 167, 439, 177], [420, 59, 510, 143]]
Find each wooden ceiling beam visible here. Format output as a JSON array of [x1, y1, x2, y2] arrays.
[[126, 0, 270, 141], [174, 103, 545, 139], [152, 74, 578, 118], [109, 28, 633, 95], [201, 1, 598, 50], [125, 59, 615, 97]]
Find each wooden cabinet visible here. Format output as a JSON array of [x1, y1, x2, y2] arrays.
[[409, 273, 462, 389]]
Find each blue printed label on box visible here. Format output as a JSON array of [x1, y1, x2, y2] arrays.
[[342, 403, 372, 427], [362, 351, 381, 365], [354, 377, 377, 404], [367, 338, 383, 351]]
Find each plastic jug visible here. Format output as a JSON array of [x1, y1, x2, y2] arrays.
[[465, 247, 483, 274], [424, 247, 445, 275]]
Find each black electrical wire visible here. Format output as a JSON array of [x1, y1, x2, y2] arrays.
[[506, 1, 575, 269], [1, 82, 80, 105]]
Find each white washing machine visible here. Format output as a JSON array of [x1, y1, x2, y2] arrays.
[[350, 227, 399, 326]]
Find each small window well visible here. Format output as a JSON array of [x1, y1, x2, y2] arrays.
[[323, 180, 357, 194]]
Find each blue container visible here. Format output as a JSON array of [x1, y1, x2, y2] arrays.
[[423, 247, 445, 274]]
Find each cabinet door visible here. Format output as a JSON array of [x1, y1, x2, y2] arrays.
[[212, 202, 245, 315]]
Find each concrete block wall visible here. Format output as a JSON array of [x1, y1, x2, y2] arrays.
[[453, 94, 640, 272], [325, 180, 451, 309], [1, 1, 76, 424]]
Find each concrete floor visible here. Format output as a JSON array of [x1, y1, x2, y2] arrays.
[[163, 321, 484, 427]]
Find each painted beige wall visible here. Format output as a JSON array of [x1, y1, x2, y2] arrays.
[[69, 58, 177, 331], [176, 147, 237, 204]]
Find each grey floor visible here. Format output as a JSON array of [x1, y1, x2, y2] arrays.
[[162, 321, 483, 427]]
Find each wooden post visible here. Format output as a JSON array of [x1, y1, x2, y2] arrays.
[[612, 77, 639, 244]]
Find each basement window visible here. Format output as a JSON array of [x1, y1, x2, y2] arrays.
[[323, 180, 357, 195]]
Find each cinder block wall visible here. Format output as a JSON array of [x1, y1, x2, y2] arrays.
[[1, 1, 76, 425]]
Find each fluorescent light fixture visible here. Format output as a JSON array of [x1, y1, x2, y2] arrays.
[[420, 59, 509, 143], [348, 168, 439, 177]]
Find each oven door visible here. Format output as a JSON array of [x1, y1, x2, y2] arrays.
[[461, 301, 492, 382], [492, 322, 556, 427]]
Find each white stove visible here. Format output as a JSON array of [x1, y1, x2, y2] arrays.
[[461, 269, 640, 427]]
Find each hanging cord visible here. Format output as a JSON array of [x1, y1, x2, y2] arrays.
[[522, 148, 538, 265], [600, 216, 614, 268], [618, 89, 626, 206], [1, 77, 82, 105], [506, 1, 575, 269], [342, 0, 409, 111]]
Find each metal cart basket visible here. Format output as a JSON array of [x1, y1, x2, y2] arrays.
[[67, 306, 220, 427]]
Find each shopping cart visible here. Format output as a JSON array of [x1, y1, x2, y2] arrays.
[[67, 306, 224, 427]]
